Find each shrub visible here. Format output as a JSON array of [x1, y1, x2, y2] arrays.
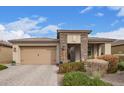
[[91, 77, 112, 86], [11, 61, 16, 66], [118, 61, 124, 71], [0, 64, 8, 71], [59, 62, 85, 73], [97, 55, 119, 73], [63, 71, 111, 86], [85, 59, 108, 77]]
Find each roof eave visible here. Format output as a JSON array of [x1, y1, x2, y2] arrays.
[[57, 29, 92, 34]]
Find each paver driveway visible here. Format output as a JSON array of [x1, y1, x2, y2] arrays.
[[0, 65, 58, 86]]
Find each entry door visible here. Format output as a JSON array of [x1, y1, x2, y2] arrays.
[[69, 46, 76, 62]]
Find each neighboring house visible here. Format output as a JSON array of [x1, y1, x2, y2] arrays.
[[9, 30, 114, 65], [112, 40, 124, 61], [0, 41, 12, 64]]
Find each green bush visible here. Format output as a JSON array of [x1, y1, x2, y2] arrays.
[[0, 64, 8, 71], [63, 71, 112, 86], [97, 55, 119, 73], [91, 77, 112, 86], [11, 60, 16, 66], [118, 61, 124, 71], [59, 62, 85, 73]]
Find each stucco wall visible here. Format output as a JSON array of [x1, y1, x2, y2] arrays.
[[105, 43, 111, 54], [67, 34, 81, 44], [13, 45, 21, 64], [0, 46, 12, 64]]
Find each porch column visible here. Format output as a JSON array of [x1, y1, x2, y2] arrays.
[[94, 44, 98, 58], [59, 33, 68, 63], [98, 44, 102, 56], [105, 43, 111, 55], [56, 44, 60, 64], [81, 32, 88, 61]]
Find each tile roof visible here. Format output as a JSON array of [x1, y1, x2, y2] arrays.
[[9, 37, 115, 44], [88, 37, 115, 42], [9, 38, 59, 43], [57, 29, 92, 34]]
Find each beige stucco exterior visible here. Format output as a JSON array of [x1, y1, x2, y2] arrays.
[[67, 33, 81, 44], [0, 46, 12, 64], [13, 45, 21, 64], [105, 43, 111, 55], [93, 44, 98, 58]]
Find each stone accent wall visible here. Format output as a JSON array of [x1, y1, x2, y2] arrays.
[[59, 33, 68, 63], [81, 32, 88, 61], [59, 32, 88, 63]]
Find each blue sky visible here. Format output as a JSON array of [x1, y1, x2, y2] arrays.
[[0, 6, 124, 40]]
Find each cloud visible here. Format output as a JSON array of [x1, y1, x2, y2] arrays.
[[95, 12, 104, 17], [80, 7, 93, 14], [0, 24, 31, 40], [40, 25, 59, 34], [111, 20, 119, 26], [5, 16, 47, 32], [92, 27, 124, 39], [85, 24, 96, 27], [0, 24, 5, 31], [0, 16, 60, 41], [108, 6, 124, 17]]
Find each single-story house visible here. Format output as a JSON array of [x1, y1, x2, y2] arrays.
[[0, 41, 12, 64], [9, 30, 115, 65], [112, 40, 124, 61]]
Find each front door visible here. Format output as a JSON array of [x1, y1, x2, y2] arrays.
[[69, 46, 76, 62]]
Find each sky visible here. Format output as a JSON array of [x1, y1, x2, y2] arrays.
[[0, 6, 124, 40]]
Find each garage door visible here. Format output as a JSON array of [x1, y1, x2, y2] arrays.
[[21, 46, 56, 65]]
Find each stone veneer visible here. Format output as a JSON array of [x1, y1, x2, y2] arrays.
[[59, 33, 68, 63], [81, 32, 88, 61], [59, 32, 88, 63]]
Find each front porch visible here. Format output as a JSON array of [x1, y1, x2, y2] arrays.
[[88, 43, 111, 59], [66, 43, 111, 62]]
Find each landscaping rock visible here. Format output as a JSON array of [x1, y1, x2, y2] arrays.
[[85, 59, 109, 77]]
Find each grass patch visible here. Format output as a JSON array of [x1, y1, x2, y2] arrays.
[[0, 64, 8, 71], [63, 71, 112, 86]]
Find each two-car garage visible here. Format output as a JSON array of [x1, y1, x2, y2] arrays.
[[20, 46, 57, 65], [10, 38, 59, 65]]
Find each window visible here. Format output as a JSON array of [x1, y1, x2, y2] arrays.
[[88, 44, 93, 58]]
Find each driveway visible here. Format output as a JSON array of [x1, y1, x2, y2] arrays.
[[0, 65, 58, 86], [102, 71, 124, 86]]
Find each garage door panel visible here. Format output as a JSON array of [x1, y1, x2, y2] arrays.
[[21, 46, 56, 65]]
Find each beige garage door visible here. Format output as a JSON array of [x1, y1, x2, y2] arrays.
[[21, 46, 56, 65]]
